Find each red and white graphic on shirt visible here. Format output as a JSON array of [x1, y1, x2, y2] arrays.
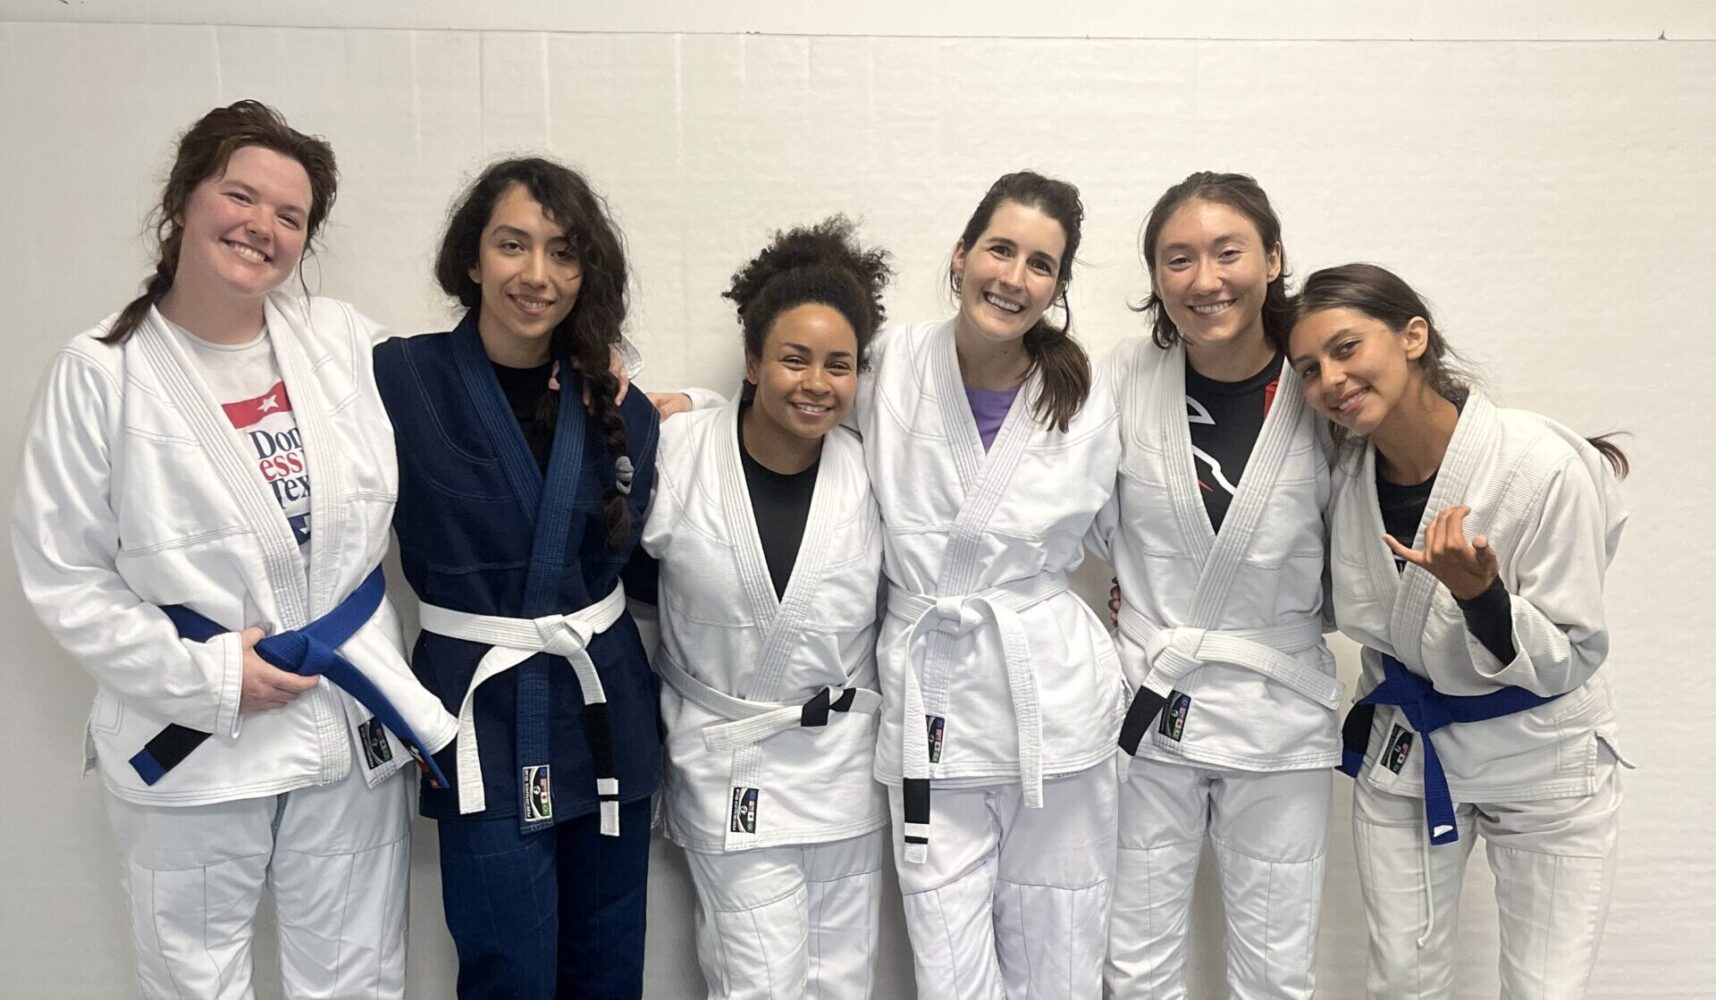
[[222, 381, 313, 545]]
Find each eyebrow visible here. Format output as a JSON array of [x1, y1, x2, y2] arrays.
[[778, 342, 854, 357]]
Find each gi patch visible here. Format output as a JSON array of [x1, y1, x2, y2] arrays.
[[523, 765, 553, 822], [1158, 691, 1192, 742], [926, 715, 946, 764], [730, 787, 759, 834], [358, 717, 393, 769], [1385, 725, 1414, 774]]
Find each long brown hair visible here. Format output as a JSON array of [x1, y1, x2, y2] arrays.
[[950, 171, 1091, 433], [1295, 263, 1630, 477], [435, 157, 637, 546], [102, 101, 338, 346]]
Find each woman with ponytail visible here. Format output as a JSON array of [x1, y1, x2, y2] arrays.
[[373, 158, 659, 1000], [641, 217, 892, 999], [659, 170, 1124, 998], [12, 101, 457, 999], [1094, 172, 1339, 1000], [1288, 263, 1629, 999]]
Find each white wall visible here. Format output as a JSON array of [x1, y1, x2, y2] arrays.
[[2, 4, 1712, 998]]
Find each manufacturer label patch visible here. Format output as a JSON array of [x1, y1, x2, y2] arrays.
[[524, 764, 553, 821], [1158, 691, 1192, 742], [1385, 725, 1414, 774], [926, 715, 946, 764], [730, 787, 759, 834], [358, 718, 393, 769]]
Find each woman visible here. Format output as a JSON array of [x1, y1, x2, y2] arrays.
[[1288, 263, 1628, 999], [1094, 172, 1339, 1000], [373, 157, 660, 1000], [12, 100, 457, 999], [643, 217, 892, 999]]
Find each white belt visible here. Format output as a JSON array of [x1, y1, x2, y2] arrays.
[[1118, 603, 1341, 709], [419, 583, 627, 828], [656, 652, 883, 752], [886, 574, 1068, 863]]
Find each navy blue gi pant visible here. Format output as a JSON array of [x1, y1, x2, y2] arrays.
[[437, 798, 652, 999]]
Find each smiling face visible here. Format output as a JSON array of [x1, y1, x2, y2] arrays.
[[1150, 198, 1282, 359], [1288, 305, 1431, 436], [745, 303, 860, 441], [173, 144, 312, 305], [469, 183, 583, 365], [950, 199, 1068, 346]]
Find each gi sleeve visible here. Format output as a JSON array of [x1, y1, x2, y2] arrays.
[[11, 349, 244, 737], [1466, 456, 1616, 696]]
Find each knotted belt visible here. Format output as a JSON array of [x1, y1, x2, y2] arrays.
[[1338, 653, 1562, 846], [1116, 605, 1339, 760], [418, 582, 627, 834], [656, 653, 882, 753], [132, 567, 449, 789], [886, 574, 1067, 864]]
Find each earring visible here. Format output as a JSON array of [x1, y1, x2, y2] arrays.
[[951, 273, 962, 293]]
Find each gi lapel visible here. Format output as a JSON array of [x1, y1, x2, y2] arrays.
[[264, 296, 346, 619], [923, 320, 1042, 713], [1155, 346, 1217, 566], [1381, 392, 1494, 672], [134, 306, 310, 628]]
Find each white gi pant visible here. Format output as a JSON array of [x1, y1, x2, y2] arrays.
[[889, 761, 1118, 1000], [685, 831, 885, 1000], [104, 766, 412, 1000], [1106, 760, 1330, 1000], [1352, 752, 1622, 1000]]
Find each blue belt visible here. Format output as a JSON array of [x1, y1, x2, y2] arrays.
[[1338, 653, 1560, 845], [129, 568, 450, 789]]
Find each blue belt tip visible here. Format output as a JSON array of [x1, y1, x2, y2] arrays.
[[129, 751, 167, 786]]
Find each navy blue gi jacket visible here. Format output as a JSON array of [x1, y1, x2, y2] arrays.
[[374, 313, 660, 825]]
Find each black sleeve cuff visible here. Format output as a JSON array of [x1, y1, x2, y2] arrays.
[[1455, 576, 1517, 665]]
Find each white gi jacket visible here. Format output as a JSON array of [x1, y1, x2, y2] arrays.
[[1330, 390, 1627, 802], [865, 320, 1125, 799], [643, 397, 887, 852], [13, 295, 458, 807], [1090, 340, 1342, 771]]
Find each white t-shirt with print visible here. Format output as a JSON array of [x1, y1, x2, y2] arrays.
[[169, 321, 313, 563]]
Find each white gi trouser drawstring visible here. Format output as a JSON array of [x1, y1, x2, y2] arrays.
[[1418, 820, 1437, 949], [656, 654, 884, 752], [887, 575, 1067, 864], [418, 583, 627, 829], [1117, 605, 1342, 776]]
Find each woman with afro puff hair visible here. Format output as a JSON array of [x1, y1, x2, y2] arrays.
[[641, 216, 894, 1000]]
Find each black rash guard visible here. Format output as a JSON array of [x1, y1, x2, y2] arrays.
[[738, 406, 819, 600], [1185, 353, 1281, 533]]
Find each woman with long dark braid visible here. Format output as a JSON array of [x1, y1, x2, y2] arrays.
[[374, 157, 660, 1000]]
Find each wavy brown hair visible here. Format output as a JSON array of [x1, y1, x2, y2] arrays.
[[435, 157, 637, 545]]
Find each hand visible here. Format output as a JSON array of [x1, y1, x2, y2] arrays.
[[1109, 579, 1122, 629], [648, 391, 693, 421], [1383, 505, 1499, 601], [237, 627, 319, 715]]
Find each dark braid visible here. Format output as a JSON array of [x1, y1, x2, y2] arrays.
[[436, 158, 635, 546], [104, 101, 338, 345]]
